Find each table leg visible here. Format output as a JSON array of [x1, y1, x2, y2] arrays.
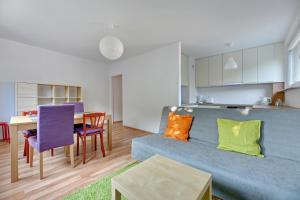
[[112, 186, 121, 200], [69, 144, 75, 168], [208, 179, 212, 200], [107, 116, 112, 151], [10, 125, 18, 183]]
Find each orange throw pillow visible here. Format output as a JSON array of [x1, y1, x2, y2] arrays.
[[164, 112, 193, 142]]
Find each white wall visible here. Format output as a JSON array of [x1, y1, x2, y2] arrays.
[[0, 38, 109, 114], [112, 75, 123, 122], [0, 82, 15, 139], [196, 84, 273, 105], [284, 14, 300, 108], [109, 43, 181, 133]]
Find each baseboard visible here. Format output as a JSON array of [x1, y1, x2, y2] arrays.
[[122, 125, 152, 133]]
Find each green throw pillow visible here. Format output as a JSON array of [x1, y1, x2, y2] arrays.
[[217, 118, 264, 157]]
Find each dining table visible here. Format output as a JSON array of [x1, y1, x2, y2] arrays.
[[9, 113, 113, 183]]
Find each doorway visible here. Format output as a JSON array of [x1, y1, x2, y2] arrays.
[[112, 75, 123, 122]]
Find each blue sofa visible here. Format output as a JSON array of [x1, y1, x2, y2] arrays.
[[132, 107, 300, 200]]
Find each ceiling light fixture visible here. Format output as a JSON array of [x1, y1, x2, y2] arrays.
[[99, 24, 124, 60]]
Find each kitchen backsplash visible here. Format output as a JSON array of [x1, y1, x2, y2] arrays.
[[196, 83, 273, 105]]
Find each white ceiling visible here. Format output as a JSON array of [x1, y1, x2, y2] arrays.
[[0, 0, 299, 62]]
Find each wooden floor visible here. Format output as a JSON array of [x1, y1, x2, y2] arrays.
[[0, 123, 150, 200]]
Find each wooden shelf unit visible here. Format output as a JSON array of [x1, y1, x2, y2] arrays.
[[16, 82, 82, 115]]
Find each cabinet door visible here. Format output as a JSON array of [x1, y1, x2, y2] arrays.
[[181, 54, 189, 86], [258, 43, 284, 83], [223, 51, 243, 84], [243, 48, 258, 84], [209, 55, 223, 86], [273, 43, 284, 82], [195, 58, 209, 87]]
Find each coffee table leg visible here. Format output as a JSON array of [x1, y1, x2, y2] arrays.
[[208, 179, 212, 200], [112, 187, 121, 200]]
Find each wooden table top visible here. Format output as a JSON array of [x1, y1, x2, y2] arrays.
[[10, 113, 111, 125], [112, 155, 212, 200]]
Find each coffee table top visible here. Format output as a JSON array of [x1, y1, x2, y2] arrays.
[[112, 154, 212, 200]]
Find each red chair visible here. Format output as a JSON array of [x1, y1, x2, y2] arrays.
[[76, 113, 106, 164], [0, 122, 10, 143]]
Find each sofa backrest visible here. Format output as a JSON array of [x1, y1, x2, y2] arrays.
[[159, 106, 300, 162]]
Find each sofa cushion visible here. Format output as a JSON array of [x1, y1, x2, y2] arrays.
[[132, 134, 300, 200], [164, 112, 193, 141], [217, 118, 263, 157], [158, 107, 300, 162]]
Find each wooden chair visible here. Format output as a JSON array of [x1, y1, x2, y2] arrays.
[[76, 112, 106, 164], [0, 122, 9, 143]]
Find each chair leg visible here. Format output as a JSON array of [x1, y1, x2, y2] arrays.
[[94, 135, 97, 151], [29, 146, 34, 168], [23, 138, 27, 156], [100, 133, 105, 157], [91, 135, 94, 152], [76, 134, 79, 156], [82, 136, 86, 164], [51, 149, 54, 156], [69, 144, 75, 168], [26, 141, 30, 163], [39, 152, 43, 180], [6, 125, 10, 144], [1, 126, 5, 141]]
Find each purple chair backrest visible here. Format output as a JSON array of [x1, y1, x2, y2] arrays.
[[65, 102, 84, 113], [37, 105, 74, 152]]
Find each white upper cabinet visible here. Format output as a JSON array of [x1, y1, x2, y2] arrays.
[[243, 48, 258, 84], [194, 42, 284, 87], [195, 58, 209, 87], [222, 51, 243, 85], [209, 55, 223, 86], [181, 54, 189, 86], [258, 43, 284, 83]]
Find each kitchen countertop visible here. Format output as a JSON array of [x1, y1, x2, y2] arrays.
[[182, 103, 290, 109]]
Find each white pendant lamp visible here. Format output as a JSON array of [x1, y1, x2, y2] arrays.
[[224, 57, 238, 70], [99, 36, 124, 60]]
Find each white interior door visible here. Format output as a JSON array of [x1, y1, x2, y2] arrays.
[[112, 75, 123, 122]]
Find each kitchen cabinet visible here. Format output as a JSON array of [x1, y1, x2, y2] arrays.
[[195, 58, 209, 87], [194, 42, 284, 88], [209, 55, 223, 86], [181, 54, 189, 86], [243, 48, 258, 83], [223, 50, 243, 85], [258, 43, 284, 83]]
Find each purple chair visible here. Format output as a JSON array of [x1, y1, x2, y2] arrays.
[[28, 105, 75, 179], [65, 102, 85, 131], [65, 102, 84, 113]]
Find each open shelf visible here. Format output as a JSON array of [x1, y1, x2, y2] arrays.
[[38, 84, 52, 98], [16, 82, 83, 114], [38, 98, 53, 105], [54, 85, 66, 98]]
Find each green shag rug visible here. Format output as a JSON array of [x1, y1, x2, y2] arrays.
[[64, 162, 221, 200], [63, 162, 138, 200]]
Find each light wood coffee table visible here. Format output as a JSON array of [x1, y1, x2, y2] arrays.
[[112, 155, 212, 200]]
